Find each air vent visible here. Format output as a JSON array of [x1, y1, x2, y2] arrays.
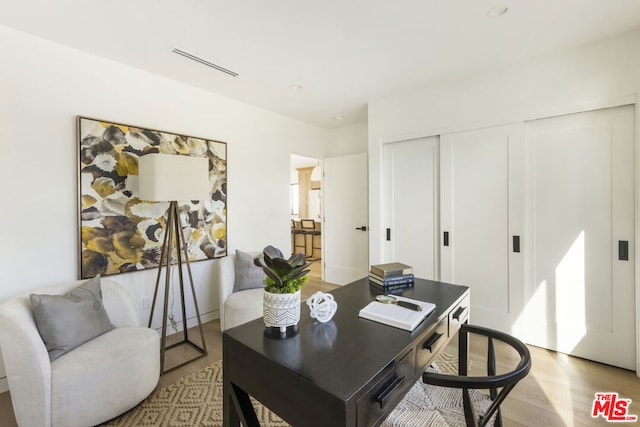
[[171, 48, 238, 77]]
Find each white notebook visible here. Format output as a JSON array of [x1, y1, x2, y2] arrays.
[[358, 296, 436, 331]]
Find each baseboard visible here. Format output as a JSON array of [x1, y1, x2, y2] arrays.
[[0, 377, 8, 394]]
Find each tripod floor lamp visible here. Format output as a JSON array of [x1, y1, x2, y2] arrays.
[[138, 153, 209, 374]]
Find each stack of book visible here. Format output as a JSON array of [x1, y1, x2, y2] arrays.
[[368, 262, 414, 289]]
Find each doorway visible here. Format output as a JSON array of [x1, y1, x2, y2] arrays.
[[290, 154, 323, 281]]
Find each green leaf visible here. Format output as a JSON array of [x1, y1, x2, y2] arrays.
[[270, 257, 292, 276], [263, 268, 283, 285], [288, 268, 310, 281], [264, 245, 283, 261], [288, 253, 305, 267]]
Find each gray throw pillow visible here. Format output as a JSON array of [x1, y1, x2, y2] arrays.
[[30, 275, 114, 361], [233, 250, 266, 293]]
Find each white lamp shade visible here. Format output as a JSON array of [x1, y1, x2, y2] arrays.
[[138, 153, 209, 202]]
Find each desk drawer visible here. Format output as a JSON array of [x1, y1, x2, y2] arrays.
[[416, 317, 448, 371], [449, 293, 470, 338], [357, 349, 414, 427]]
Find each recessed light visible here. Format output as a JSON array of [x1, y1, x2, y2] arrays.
[[291, 84, 303, 90], [333, 115, 344, 121], [487, 6, 508, 17]]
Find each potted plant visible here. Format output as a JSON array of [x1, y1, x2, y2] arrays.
[[254, 245, 311, 334]]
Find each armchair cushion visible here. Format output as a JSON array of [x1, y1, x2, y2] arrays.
[[232, 250, 265, 293], [51, 326, 159, 426], [29, 275, 114, 361]]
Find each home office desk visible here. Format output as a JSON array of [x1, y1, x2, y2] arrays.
[[223, 278, 470, 427]]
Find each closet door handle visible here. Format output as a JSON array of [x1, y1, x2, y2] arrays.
[[619, 240, 629, 261], [513, 236, 521, 253], [443, 231, 449, 247]]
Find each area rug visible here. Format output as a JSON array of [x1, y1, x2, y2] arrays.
[[102, 352, 492, 426]]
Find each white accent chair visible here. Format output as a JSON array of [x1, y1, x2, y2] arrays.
[[218, 253, 264, 331], [0, 279, 160, 427]]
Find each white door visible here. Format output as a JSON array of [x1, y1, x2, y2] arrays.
[[440, 124, 525, 336], [323, 153, 369, 285], [382, 137, 439, 280], [524, 105, 635, 370]]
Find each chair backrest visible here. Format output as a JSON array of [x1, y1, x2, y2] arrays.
[[0, 279, 139, 328], [421, 324, 531, 427], [301, 219, 315, 229]]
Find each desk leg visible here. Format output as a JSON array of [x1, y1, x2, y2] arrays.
[[224, 378, 260, 427], [223, 375, 238, 427]]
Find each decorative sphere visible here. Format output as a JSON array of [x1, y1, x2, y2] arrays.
[[306, 291, 338, 323]]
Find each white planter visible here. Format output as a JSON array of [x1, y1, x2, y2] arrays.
[[263, 290, 301, 332]]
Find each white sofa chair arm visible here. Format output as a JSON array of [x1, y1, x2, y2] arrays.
[[0, 296, 52, 427]]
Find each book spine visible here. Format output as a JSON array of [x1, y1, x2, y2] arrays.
[[370, 267, 413, 278], [368, 283, 414, 292], [369, 273, 414, 282], [368, 274, 415, 286]]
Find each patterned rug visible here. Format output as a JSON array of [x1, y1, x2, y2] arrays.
[[102, 353, 492, 426]]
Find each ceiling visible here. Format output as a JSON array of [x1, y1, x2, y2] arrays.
[[3, 1, 640, 129]]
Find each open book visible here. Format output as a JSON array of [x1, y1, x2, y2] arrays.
[[358, 296, 436, 331]]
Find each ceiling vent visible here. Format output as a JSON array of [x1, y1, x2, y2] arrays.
[[171, 48, 238, 77]]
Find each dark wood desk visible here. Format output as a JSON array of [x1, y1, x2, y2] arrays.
[[223, 278, 470, 427]]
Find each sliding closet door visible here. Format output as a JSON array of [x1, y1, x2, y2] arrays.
[[382, 137, 439, 280], [440, 124, 524, 335], [524, 105, 635, 369]]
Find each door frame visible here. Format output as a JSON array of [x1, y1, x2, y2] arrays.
[[290, 153, 324, 278]]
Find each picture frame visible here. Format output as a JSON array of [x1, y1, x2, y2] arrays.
[[77, 116, 227, 279]]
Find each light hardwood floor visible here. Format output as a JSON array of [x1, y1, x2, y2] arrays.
[[1, 266, 639, 426]]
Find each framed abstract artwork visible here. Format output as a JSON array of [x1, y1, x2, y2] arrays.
[[77, 116, 227, 279]]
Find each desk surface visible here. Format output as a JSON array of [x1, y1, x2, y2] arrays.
[[223, 277, 469, 427]]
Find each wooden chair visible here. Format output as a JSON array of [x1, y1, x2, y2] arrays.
[[421, 324, 531, 427], [291, 220, 305, 255], [300, 219, 321, 259]]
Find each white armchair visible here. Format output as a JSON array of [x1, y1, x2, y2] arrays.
[[0, 278, 160, 427], [218, 252, 264, 331]]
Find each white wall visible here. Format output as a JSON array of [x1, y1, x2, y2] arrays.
[[326, 122, 368, 158], [368, 29, 640, 263], [0, 25, 329, 390]]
